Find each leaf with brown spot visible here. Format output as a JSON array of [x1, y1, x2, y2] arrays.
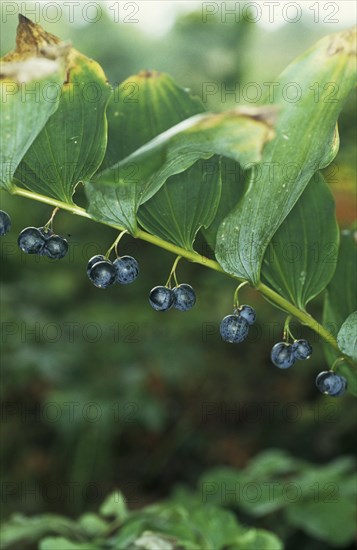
[[11, 17, 112, 203], [0, 16, 67, 191]]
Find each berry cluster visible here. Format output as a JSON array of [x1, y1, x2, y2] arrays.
[[0, 210, 11, 236], [220, 305, 256, 343], [270, 337, 347, 396], [271, 339, 312, 369], [87, 255, 139, 289], [1, 208, 350, 398], [149, 284, 196, 312], [18, 226, 68, 259], [1, 209, 68, 259]]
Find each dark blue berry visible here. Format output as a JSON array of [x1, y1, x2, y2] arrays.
[[271, 342, 295, 369], [292, 339, 312, 360], [238, 305, 256, 326], [149, 286, 174, 311], [220, 315, 249, 343], [0, 210, 11, 236], [173, 284, 196, 311], [113, 256, 139, 284], [18, 227, 45, 254], [87, 255, 106, 277], [88, 260, 116, 289], [315, 371, 347, 397], [43, 235, 68, 259]]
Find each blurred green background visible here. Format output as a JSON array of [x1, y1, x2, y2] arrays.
[[1, 3, 356, 549]]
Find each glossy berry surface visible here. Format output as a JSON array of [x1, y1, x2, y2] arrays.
[[87, 255, 106, 276], [271, 342, 295, 369], [43, 235, 68, 259], [149, 286, 174, 311], [114, 256, 139, 284], [292, 339, 312, 360], [18, 227, 45, 254], [238, 305, 256, 326], [220, 315, 249, 343], [315, 371, 347, 397], [0, 210, 11, 236], [88, 260, 116, 289], [173, 284, 196, 311]]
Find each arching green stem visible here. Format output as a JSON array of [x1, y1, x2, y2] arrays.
[[233, 281, 249, 309], [9, 185, 350, 362]]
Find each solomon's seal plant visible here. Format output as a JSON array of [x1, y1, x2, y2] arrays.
[[1, 16, 356, 397]]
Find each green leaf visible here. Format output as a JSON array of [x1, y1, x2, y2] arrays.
[[99, 490, 128, 521], [111, 518, 151, 548], [85, 175, 138, 235], [323, 230, 357, 394], [14, 50, 112, 203], [319, 123, 340, 169], [323, 230, 357, 331], [101, 70, 205, 170], [187, 506, 243, 549], [276, 457, 355, 546], [241, 448, 307, 478], [261, 173, 339, 310], [77, 513, 107, 537], [285, 498, 356, 547], [199, 450, 306, 517], [216, 27, 356, 284], [138, 158, 221, 250], [293, 456, 355, 492], [202, 158, 246, 250], [143, 503, 244, 550], [229, 529, 283, 550], [0, 514, 78, 548], [138, 503, 196, 543], [0, 16, 67, 191], [337, 312, 357, 361]]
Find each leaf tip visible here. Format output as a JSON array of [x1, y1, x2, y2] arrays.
[[1, 14, 70, 74], [326, 26, 357, 57], [137, 69, 162, 79]]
